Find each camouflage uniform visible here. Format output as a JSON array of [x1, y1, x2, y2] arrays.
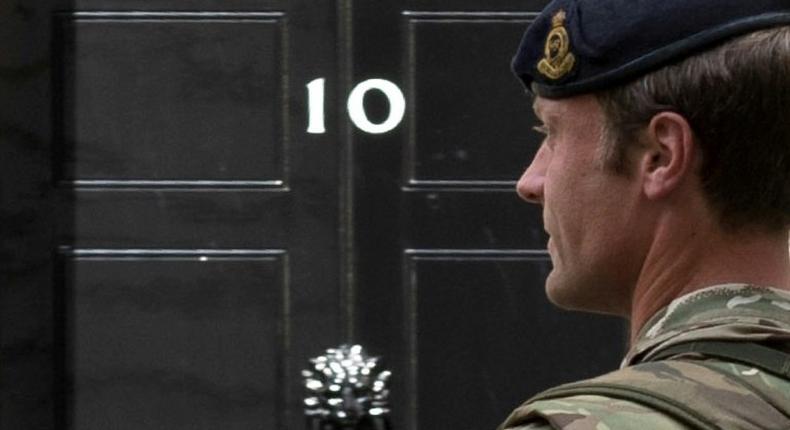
[[499, 284, 790, 429]]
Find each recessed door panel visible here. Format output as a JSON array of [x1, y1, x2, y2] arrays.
[[57, 13, 287, 185], [404, 253, 624, 429], [61, 252, 287, 429], [405, 13, 539, 185]]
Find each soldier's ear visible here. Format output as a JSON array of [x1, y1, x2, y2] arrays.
[[638, 112, 696, 200]]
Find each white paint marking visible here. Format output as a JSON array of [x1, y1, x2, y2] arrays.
[[306, 78, 326, 134], [347, 79, 405, 134]]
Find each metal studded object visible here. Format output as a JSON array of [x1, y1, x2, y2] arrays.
[[302, 344, 392, 428]]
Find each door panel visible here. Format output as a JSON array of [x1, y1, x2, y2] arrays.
[[405, 13, 538, 185], [57, 13, 287, 185], [406, 254, 623, 429], [60, 251, 287, 429]]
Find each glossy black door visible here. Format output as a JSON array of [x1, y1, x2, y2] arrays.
[[1, 1, 625, 429]]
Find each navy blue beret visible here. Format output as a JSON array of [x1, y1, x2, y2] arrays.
[[512, 0, 790, 98]]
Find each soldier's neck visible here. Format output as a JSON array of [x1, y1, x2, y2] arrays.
[[628, 216, 789, 344]]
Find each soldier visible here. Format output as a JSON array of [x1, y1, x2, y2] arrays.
[[500, 1, 790, 429]]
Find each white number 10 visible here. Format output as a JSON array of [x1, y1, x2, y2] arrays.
[[307, 78, 406, 135]]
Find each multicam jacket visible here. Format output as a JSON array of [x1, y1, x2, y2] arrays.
[[499, 284, 790, 430]]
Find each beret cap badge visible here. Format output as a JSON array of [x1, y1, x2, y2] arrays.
[[514, 1, 790, 98], [537, 9, 575, 80]]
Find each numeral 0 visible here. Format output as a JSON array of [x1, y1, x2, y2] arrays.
[[307, 78, 406, 135]]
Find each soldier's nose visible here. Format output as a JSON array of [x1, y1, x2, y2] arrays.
[[516, 145, 548, 205]]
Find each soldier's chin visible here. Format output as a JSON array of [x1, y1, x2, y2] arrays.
[[544, 273, 623, 316], [544, 276, 584, 311]]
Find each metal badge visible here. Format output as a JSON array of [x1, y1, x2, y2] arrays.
[[303, 344, 392, 428], [538, 9, 576, 80]]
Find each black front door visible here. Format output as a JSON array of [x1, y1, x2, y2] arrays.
[[1, 1, 624, 429]]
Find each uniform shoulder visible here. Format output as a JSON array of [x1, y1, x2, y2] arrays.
[[500, 358, 790, 430], [500, 394, 687, 430]]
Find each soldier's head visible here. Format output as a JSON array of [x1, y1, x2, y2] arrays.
[[513, 0, 790, 314]]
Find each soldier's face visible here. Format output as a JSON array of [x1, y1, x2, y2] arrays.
[[517, 95, 647, 316]]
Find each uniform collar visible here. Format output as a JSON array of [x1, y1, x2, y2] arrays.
[[622, 284, 790, 367]]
